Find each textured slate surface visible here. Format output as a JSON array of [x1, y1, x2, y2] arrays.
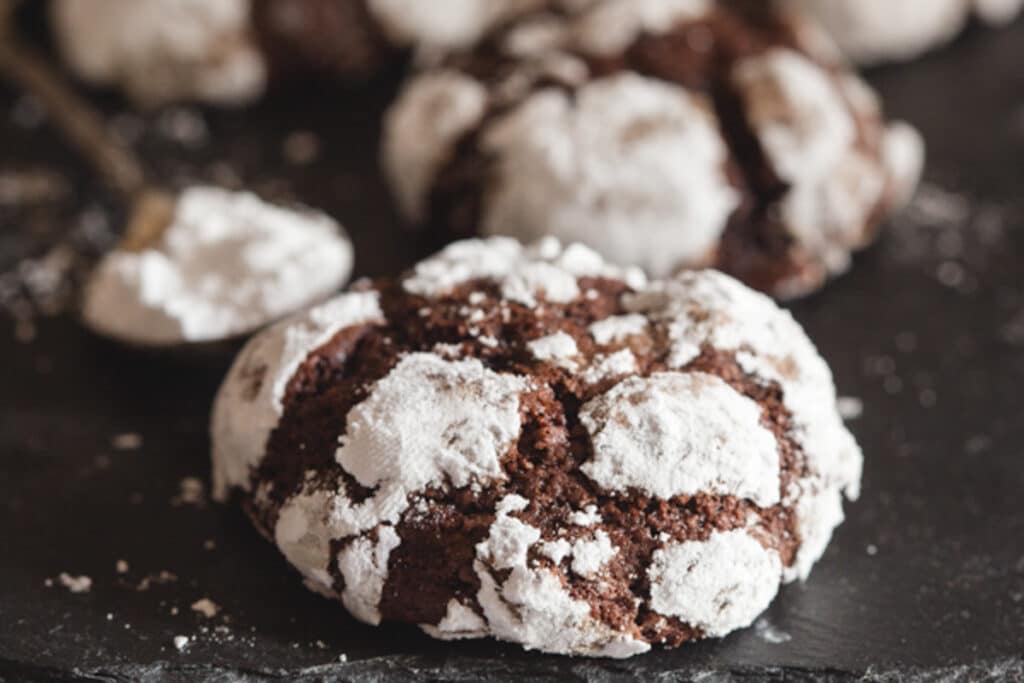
[[0, 9, 1022, 683]]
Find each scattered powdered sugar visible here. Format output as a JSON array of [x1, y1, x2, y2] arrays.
[[211, 290, 384, 498], [333, 353, 529, 536], [648, 529, 782, 637], [479, 74, 739, 278], [581, 372, 781, 507], [754, 616, 793, 644], [83, 187, 353, 346], [383, 71, 488, 220], [588, 314, 648, 345], [786, 0, 1011, 65], [51, 0, 267, 106], [474, 495, 649, 657], [885, 183, 1012, 279], [403, 237, 644, 306], [0, 205, 116, 336], [336, 526, 402, 625]]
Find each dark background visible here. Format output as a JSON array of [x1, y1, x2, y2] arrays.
[[1, 7, 1022, 682]]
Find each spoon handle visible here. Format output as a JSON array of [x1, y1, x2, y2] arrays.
[[0, 1, 146, 198]]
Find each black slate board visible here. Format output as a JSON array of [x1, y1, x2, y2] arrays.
[[1, 10, 1023, 683]]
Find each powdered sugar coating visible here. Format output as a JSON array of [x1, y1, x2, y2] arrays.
[[213, 237, 862, 657], [581, 349, 638, 384], [334, 353, 529, 536], [474, 496, 650, 657], [788, 0, 1021, 65], [480, 73, 739, 278], [528, 332, 580, 366], [382, 71, 488, 220], [973, 0, 1024, 24], [733, 49, 883, 289], [571, 0, 713, 56], [883, 123, 927, 212], [589, 314, 648, 345], [581, 372, 781, 507], [420, 599, 489, 640], [403, 236, 645, 305], [51, 0, 266, 106], [83, 187, 353, 347], [211, 290, 383, 499], [648, 529, 782, 637], [566, 530, 617, 576], [368, 0, 544, 50], [337, 526, 402, 624], [274, 488, 336, 596], [383, 1, 919, 299], [623, 269, 863, 503]]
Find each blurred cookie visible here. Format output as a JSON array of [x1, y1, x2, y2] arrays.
[[786, 0, 1023, 65], [50, 0, 545, 106], [382, 0, 923, 299], [51, 0, 268, 107], [82, 186, 353, 346], [211, 237, 862, 656]]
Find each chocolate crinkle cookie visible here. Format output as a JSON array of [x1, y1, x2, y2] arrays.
[[787, 0, 1023, 65], [211, 237, 863, 657], [382, 0, 924, 299], [50, 0, 546, 106]]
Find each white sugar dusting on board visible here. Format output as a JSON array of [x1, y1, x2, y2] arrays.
[[886, 184, 1012, 267]]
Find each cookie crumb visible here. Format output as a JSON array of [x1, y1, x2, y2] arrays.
[[282, 130, 321, 165], [58, 573, 92, 593], [171, 477, 207, 507], [173, 635, 189, 652], [115, 559, 129, 574], [136, 570, 177, 592], [112, 433, 143, 451], [191, 598, 221, 619]]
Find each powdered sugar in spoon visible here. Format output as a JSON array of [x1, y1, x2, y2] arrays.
[[0, 1, 354, 351]]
